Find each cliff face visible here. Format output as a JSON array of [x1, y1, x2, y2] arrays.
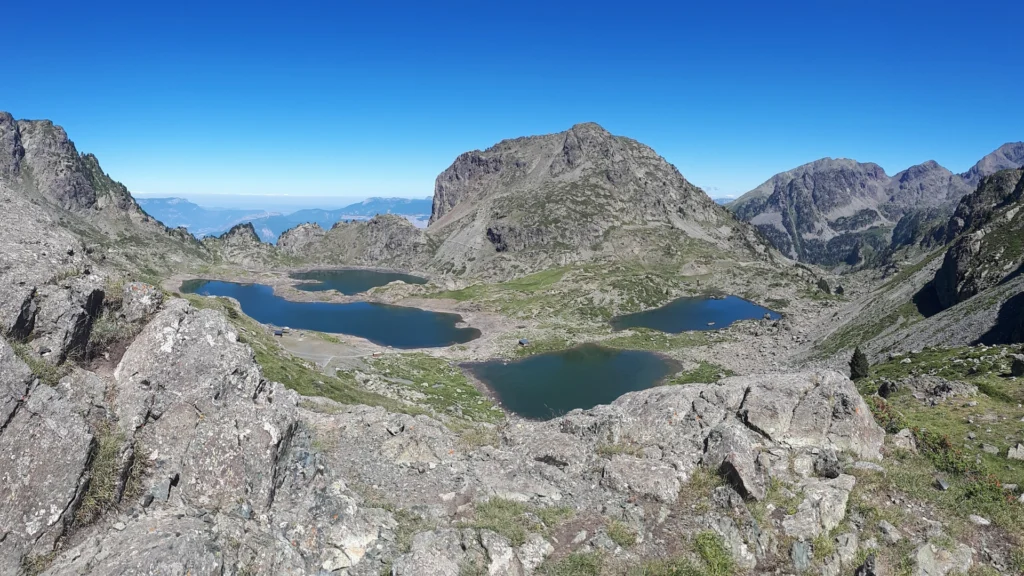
[[932, 169, 1024, 310]]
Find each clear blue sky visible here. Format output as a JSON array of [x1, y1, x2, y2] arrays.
[[2, 0, 1022, 200]]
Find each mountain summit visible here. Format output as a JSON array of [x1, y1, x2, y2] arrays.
[[424, 122, 773, 276]]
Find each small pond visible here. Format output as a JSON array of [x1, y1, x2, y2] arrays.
[[291, 269, 427, 295], [180, 280, 479, 348], [610, 295, 780, 333], [464, 344, 679, 420]]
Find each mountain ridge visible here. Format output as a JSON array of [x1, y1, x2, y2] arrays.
[[728, 143, 1023, 266]]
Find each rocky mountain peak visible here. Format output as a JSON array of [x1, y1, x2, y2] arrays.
[[0, 112, 97, 211], [962, 142, 1024, 186], [218, 221, 262, 243]]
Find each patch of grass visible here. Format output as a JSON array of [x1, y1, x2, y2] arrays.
[[464, 498, 573, 547], [540, 552, 603, 576], [819, 300, 924, 356], [812, 533, 835, 559], [430, 283, 490, 302], [75, 421, 126, 526], [667, 362, 735, 385], [751, 478, 802, 522], [370, 353, 501, 423], [20, 551, 58, 576], [448, 420, 501, 449], [512, 336, 572, 358], [597, 442, 644, 458], [10, 342, 70, 386], [693, 531, 735, 576], [88, 310, 142, 354], [47, 265, 85, 285], [602, 329, 713, 352], [502, 268, 568, 291], [467, 499, 530, 546], [856, 401, 1023, 532], [311, 331, 342, 344], [606, 520, 637, 548], [393, 507, 436, 553], [678, 467, 727, 512]]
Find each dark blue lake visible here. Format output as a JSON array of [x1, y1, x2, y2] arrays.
[[180, 280, 479, 348], [291, 269, 427, 295], [610, 296, 779, 333], [465, 344, 679, 420]]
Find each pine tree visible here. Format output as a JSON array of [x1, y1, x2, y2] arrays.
[[850, 347, 870, 379], [816, 278, 831, 294]]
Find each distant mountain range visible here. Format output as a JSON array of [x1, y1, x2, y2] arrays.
[[137, 196, 433, 242], [727, 143, 1024, 266]]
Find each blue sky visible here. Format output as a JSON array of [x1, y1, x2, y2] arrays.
[[2, 0, 1022, 201]]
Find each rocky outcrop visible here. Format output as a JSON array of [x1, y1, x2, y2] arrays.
[[278, 214, 429, 271], [4, 115, 96, 210], [277, 221, 327, 254], [201, 222, 284, 268], [932, 169, 1024, 310]]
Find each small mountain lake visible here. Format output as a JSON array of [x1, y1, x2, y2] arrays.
[[610, 295, 780, 333], [180, 280, 479, 348], [464, 344, 679, 420], [290, 269, 427, 295]]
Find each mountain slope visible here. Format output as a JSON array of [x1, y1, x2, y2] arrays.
[[812, 169, 1024, 360], [729, 145, 1022, 266], [961, 142, 1024, 187]]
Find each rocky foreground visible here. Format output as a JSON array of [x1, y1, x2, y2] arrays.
[[0, 292, 905, 575]]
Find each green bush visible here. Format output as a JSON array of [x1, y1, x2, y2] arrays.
[[850, 346, 870, 379]]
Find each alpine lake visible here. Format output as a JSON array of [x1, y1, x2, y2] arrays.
[[182, 272, 778, 420]]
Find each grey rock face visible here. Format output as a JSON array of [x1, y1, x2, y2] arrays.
[[276, 221, 326, 254], [1, 117, 97, 210], [112, 299, 296, 513], [1008, 443, 1024, 460], [31, 276, 105, 363], [912, 541, 973, 576], [119, 281, 163, 323], [0, 338, 93, 572], [602, 455, 682, 503], [781, 475, 857, 540], [893, 428, 918, 452], [932, 169, 1024, 310]]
